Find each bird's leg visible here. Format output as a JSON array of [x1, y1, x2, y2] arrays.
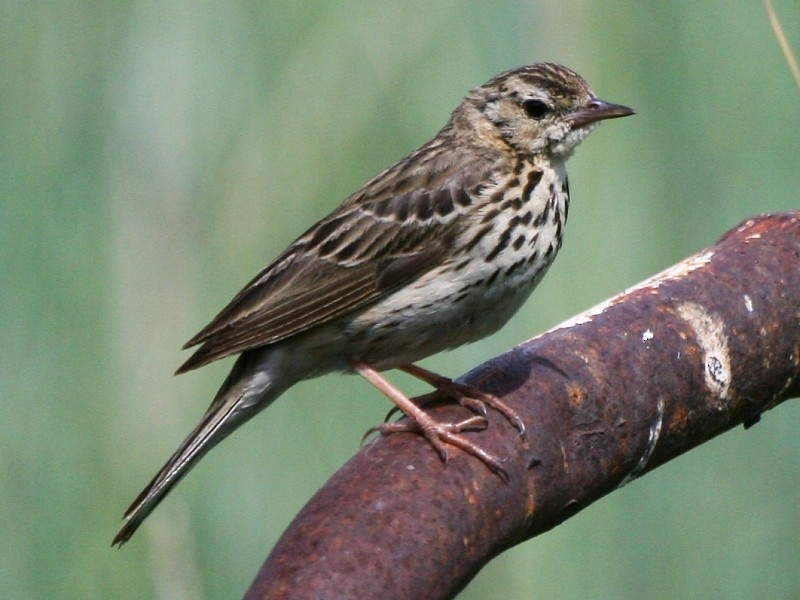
[[354, 363, 507, 478], [400, 364, 526, 437]]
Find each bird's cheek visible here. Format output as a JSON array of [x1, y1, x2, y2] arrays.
[[528, 136, 549, 155]]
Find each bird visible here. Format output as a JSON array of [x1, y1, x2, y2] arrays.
[[113, 62, 633, 545]]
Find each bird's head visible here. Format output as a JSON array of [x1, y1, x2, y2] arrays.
[[464, 63, 634, 161]]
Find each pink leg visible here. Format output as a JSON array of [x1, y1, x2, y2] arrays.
[[399, 364, 526, 437], [355, 363, 507, 478]]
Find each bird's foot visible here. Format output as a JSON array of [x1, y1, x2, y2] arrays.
[[370, 413, 508, 480], [355, 363, 508, 479], [400, 364, 526, 437]]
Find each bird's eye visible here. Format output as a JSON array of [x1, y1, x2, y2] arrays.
[[522, 99, 549, 119]]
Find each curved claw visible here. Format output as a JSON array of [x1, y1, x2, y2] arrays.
[[361, 425, 380, 447], [382, 405, 401, 423]]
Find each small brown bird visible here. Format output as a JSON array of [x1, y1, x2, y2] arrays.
[[114, 63, 633, 545]]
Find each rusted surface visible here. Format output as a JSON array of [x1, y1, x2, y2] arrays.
[[245, 212, 800, 600]]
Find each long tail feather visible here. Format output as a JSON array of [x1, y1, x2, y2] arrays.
[[113, 352, 280, 546]]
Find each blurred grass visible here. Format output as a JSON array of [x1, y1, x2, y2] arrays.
[[1, 1, 799, 598]]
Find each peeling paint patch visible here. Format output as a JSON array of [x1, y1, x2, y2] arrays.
[[628, 250, 715, 294], [743, 294, 753, 312], [619, 397, 664, 487], [676, 302, 731, 400], [543, 250, 714, 337]]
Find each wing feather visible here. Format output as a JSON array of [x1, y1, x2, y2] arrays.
[[176, 144, 497, 374]]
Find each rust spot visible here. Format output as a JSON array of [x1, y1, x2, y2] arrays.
[[671, 403, 689, 426], [566, 382, 586, 407]]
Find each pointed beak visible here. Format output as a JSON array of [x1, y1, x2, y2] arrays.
[[567, 98, 635, 129]]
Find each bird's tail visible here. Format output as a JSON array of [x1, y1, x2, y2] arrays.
[[113, 352, 284, 546]]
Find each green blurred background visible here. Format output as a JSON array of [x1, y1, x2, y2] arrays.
[[2, 1, 799, 598]]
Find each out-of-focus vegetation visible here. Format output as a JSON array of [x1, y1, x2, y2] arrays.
[[1, 2, 798, 598]]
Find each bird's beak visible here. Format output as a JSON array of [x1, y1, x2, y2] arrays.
[[567, 98, 635, 129]]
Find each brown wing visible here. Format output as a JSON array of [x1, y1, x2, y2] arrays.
[[176, 140, 496, 374]]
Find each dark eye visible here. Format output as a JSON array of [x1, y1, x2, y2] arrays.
[[522, 99, 549, 119]]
